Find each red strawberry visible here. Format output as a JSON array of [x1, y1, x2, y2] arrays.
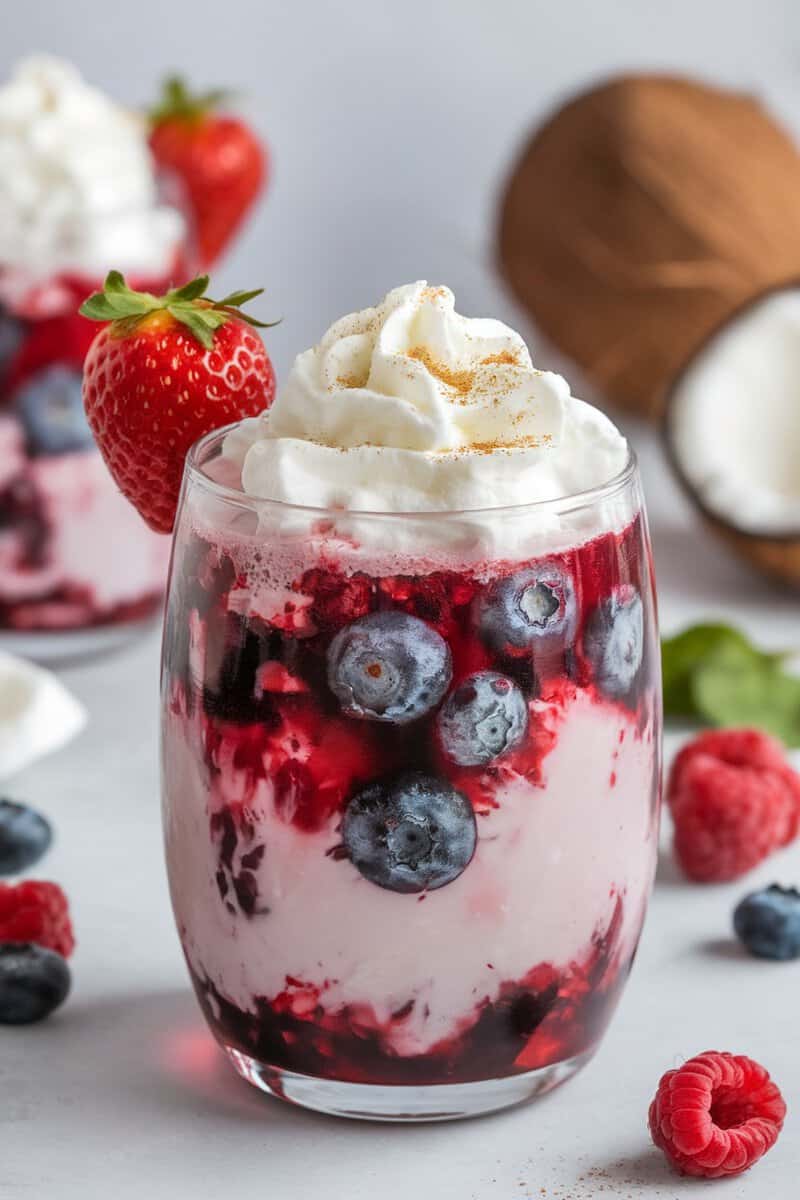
[[149, 76, 266, 267], [80, 271, 276, 533]]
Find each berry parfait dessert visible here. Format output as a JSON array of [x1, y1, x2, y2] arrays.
[[0, 58, 266, 657], [156, 281, 662, 1120]]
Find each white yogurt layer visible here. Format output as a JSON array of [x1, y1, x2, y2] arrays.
[[0, 416, 170, 614], [0, 56, 183, 282], [164, 690, 658, 1055]]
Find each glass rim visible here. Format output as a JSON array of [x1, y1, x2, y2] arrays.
[[185, 422, 640, 521]]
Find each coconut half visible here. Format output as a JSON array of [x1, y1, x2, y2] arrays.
[[664, 286, 800, 586], [498, 75, 800, 420]]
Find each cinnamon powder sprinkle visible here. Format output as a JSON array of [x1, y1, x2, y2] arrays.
[[481, 350, 519, 366], [406, 345, 476, 395]]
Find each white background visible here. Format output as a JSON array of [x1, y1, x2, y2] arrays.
[[2, 2, 800, 1197]]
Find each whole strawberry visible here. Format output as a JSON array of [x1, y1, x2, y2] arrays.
[[149, 76, 266, 268], [80, 272, 276, 533]]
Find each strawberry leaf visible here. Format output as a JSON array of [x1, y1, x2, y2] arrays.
[[217, 288, 265, 308], [149, 75, 234, 125], [168, 276, 211, 304], [79, 271, 278, 347]]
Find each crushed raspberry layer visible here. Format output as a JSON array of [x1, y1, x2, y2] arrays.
[[189, 897, 629, 1085], [649, 1050, 786, 1179]]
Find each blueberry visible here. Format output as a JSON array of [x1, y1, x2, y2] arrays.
[[0, 311, 24, 379], [0, 942, 70, 1023], [437, 672, 529, 767], [14, 365, 95, 455], [0, 798, 52, 876], [733, 885, 800, 961], [327, 611, 452, 724], [583, 586, 643, 699], [342, 772, 477, 893], [479, 562, 576, 652]]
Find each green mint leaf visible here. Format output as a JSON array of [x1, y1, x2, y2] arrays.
[[692, 644, 800, 747], [662, 624, 754, 718]]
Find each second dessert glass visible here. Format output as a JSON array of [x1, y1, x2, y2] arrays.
[[161, 425, 661, 1121]]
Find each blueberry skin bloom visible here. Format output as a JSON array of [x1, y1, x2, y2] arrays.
[[327, 611, 452, 724], [479, 562, 576, 652], [437, 672, 529, 767], [734, 885, 800, 961], [0, 943, 71, 1024], [14, 365, 95, 456], [0, 798, 52, 876], [342, 772, 477, 893], [583, 586, 643, 699]]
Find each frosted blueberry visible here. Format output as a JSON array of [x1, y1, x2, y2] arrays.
[[584, 586, 643, 699], [0, 943, 71, 1024], [327, 611, 451, 724], [14, 365, 94, 456], [342, 772, 476, 893], [479, 562, 576, 652], [734, 885, 800, 961], [437, 672, 529, 767], [0, 799, 52, 876]]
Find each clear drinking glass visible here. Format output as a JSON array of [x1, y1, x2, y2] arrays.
[[161, 424, 662, 1121]]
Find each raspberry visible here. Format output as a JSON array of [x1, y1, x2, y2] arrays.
[[649, 1051, 786, 1179], [668, 729, 800, 882], [297, 568, 374, 634], [0, 881, 75, 958], [669, 729, 800, 831]]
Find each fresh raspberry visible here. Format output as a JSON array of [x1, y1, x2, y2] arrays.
[[0, 881, 75, 957], [669, 729, 800, 829], [649, 1051, 786, 1179], [668, 729, 800, 882]]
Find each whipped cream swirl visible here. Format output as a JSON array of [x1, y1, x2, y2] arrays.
[[226, 283, 629, 514], [0, 56, 183, 282]]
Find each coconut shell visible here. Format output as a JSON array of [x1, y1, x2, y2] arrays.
[[498, 75, 800, 419], [662, 283, 800, 590]]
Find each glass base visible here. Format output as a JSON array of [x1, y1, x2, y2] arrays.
[[0, 615, 159, 664], [224, 1045, 595, 1122]]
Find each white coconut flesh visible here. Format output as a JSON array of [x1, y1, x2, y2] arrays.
[[668, 288, 800, 535]]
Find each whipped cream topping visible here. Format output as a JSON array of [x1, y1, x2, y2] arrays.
[[0, 650, 86, 780], [0, 56, 183, 281], [224, 282, 629, 514]]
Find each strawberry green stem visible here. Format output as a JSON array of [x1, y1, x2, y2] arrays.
[[79, 272, 278, 350], [149, 76, 232, 125]]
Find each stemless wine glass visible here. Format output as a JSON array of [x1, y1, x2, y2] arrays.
[[161, 425, 661, 1122]]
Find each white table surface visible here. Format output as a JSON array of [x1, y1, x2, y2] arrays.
[[2, 422, 799, 1200]]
